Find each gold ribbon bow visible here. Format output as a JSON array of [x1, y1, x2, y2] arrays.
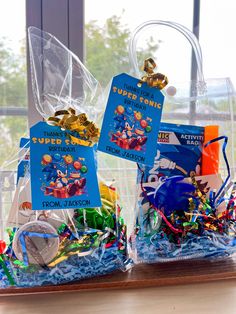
[[47, 108, 100, 147], [140, 58, 168, 90]]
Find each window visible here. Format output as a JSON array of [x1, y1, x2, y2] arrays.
[[85, 0, 194, 87], [1, 0, 235, 214], [200, 1, 236, 86], [0, 0, 27, 166], [2, 1, 235, 159]]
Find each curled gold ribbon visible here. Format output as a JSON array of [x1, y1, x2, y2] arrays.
[[47, 108, 100, 147], [140, 58, 168, 90], [190, 171, 207, 205]]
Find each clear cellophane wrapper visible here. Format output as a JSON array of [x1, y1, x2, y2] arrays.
[[0, 28, 131, 288], [130, 20, 236, 263]]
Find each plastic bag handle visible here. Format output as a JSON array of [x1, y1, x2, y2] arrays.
[[129, 20, 205, 83]]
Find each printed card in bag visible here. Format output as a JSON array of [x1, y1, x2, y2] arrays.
[[30, 122, 101, 210], [98, 73, 164, 166], [140, 123, 204, 183]]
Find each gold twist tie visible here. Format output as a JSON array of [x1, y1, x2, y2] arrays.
[[140, 58, 168, 90], [47, 108, 100, 147]]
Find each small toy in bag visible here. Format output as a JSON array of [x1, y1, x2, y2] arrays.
[[131, 20, 236, 263], [0, 27, 130, 288]]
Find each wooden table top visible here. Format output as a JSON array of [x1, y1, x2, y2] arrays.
[[1, 256, 236, 313], [1, 255, 236, 295], [1, 280, 236, 314]]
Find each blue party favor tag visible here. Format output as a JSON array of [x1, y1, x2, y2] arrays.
[[97, 73, 164, 166], [30, 122, 101, 210]]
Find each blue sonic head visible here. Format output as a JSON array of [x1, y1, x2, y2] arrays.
[[124, 115, 135, 131], [42, 163, 67, 182], [141, 176, 196, 216]]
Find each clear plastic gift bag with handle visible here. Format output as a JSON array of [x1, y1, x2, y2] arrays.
[[129, 20, 236, 263], [0, 27, 130, 289]]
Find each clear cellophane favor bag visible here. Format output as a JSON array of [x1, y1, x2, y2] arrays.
[[130, 21, 236, 263], [0, 27, 130, 288]]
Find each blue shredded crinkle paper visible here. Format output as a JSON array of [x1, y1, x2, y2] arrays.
[[0, 247, 126, 288], [135, 231, 236, 263]]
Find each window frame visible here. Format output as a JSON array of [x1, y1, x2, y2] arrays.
[[26, 0, 84, 126], [1, 0, 202, 125]]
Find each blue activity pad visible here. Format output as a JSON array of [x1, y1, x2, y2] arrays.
[[98, 73, 164, 166], [140, 122, 204, 182], [30, 122, 101, 210]]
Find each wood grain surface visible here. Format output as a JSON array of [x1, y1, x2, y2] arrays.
[[1, 256, 236, 296], [1, 280, 236, 314]]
